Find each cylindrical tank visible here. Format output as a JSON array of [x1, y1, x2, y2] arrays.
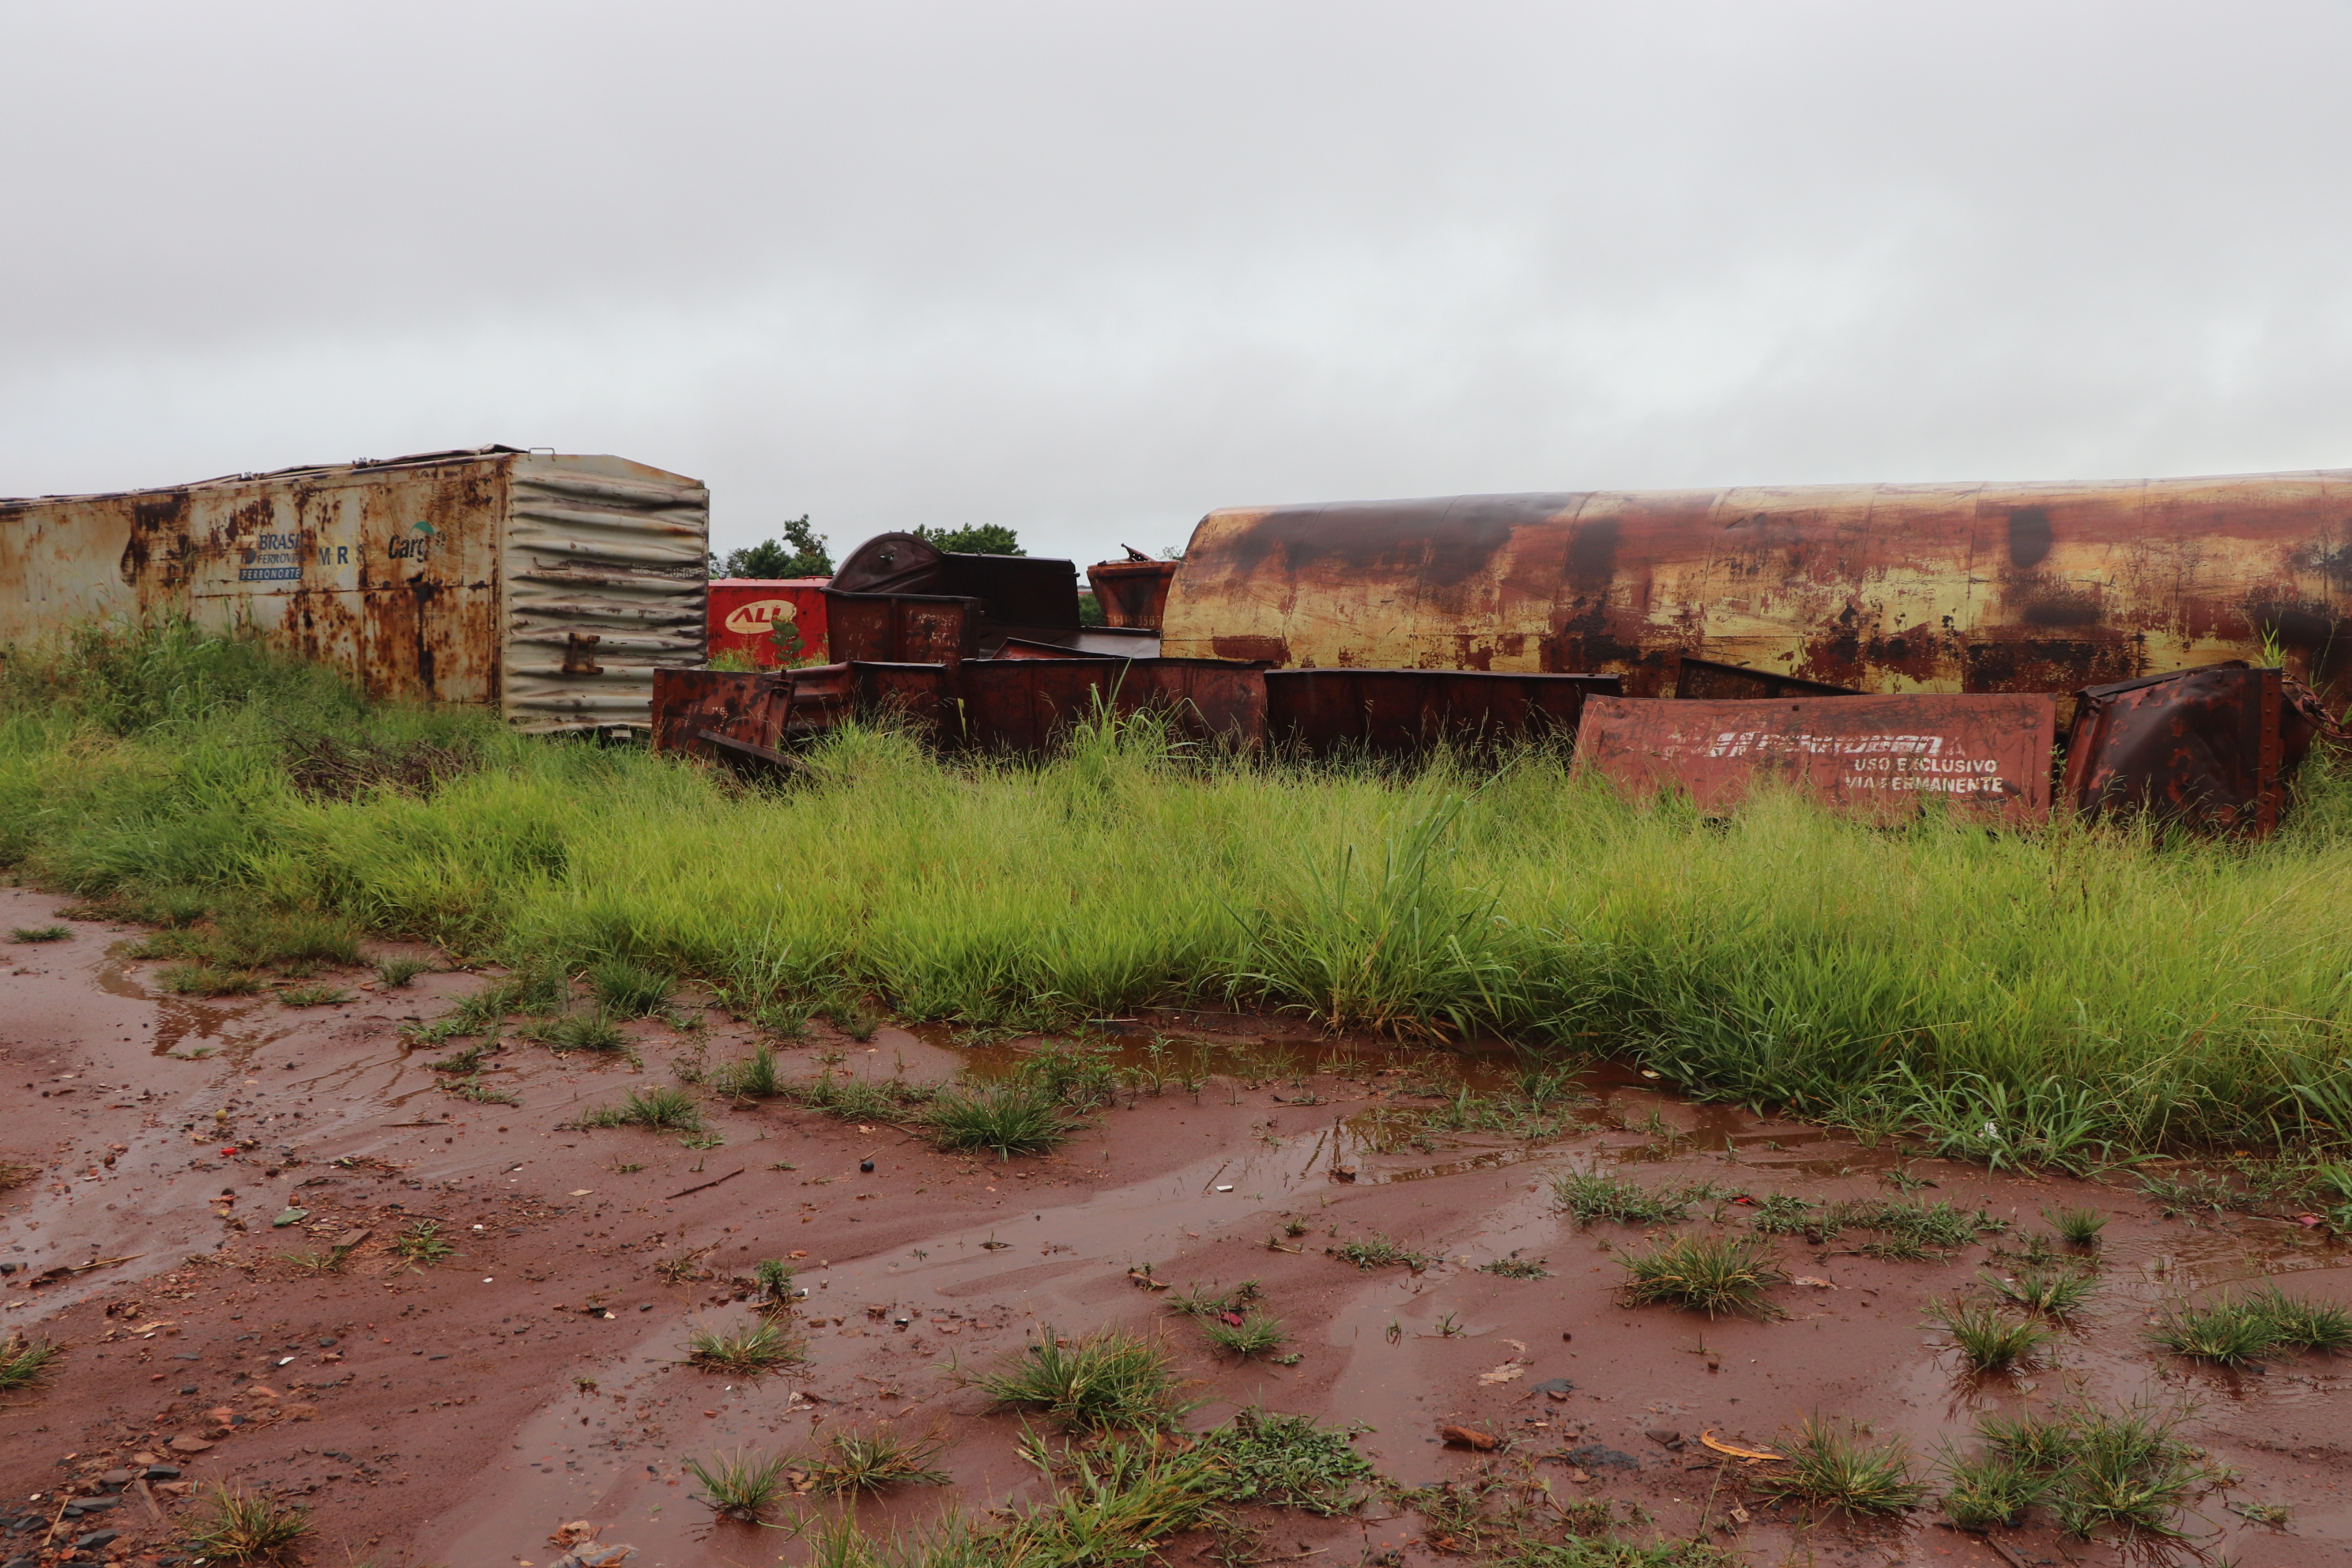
[[1158, 473, 2352, 697]]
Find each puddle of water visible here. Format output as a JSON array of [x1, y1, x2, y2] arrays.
[[96, 948, 281, 1059]]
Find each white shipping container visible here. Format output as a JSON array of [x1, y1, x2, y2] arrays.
[[0, 445, 708, 731]]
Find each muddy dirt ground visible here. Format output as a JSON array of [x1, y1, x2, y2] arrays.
[[1, 884, 2347, 1568]]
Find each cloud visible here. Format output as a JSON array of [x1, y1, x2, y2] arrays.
[[6, 2, 2351, 565]]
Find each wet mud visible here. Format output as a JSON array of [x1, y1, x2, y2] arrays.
[[2, 884, 2348, 1566]]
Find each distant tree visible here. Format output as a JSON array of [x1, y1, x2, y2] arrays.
[[914, 522, 1024, 556], [714, 514, 831, 579]]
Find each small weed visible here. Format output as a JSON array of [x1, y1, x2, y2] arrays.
[[581, 1085, 704, 1132], [752, 1001, 809, 1038], [782, 1069, 936, 1125], [1930, 1298, 2052, 1372], [1756, 1417, 1924, 1514], [2045, 1400, 2217, 1540], [278, 983, 351, 1007], [540, 1013, 628, 1053], [1167, 1280, 1262, 1318], [9, 925, 69, 943], [2044, 1205, 2107, 1246], [428, 1039, 496, 1075], [282, 1244, 356, 1276], [711, 1043, 783, 1099], [684, 1448, 793, 1521], [443, 1075, 518, 1106], [677, 1133, 725, 1149], [0, 1336, 58, 1391], [658, 1247, 716, 1283], [1987, 1265, 2098, 1317], [1747, 1193, 1824, 1234], [1477, 1252, 1551, 1280], [183, 1483, 311, 1559], [1193, 1406, 1374, 1515], [2151, 1284, 2352, 1364], [1617, 1233, 1785, 1319], [1976, 1408, 2079, 1472], [1938, 1446, 2047, 1531], [814, 1423, 953, 1492], [159, 963, 262, 997], [1551, 1170, 1696, 1224], [390, 1219, 454, 1268], [2230, 1498, 2290, 1526], [685, 1315, 808, 1375], [821, 997, 881, 1040], [1283, 1218, 1310, 1238], [1329, 1232, 1434, 1271], [590, 958, 673, 1017], [375, 956, 430, 987], [976, 1324, 1192, 1431], [925, 1082, 1068, 1160], [752, 1258, 797, 1309], [1201, 1311, 1287, 1358]]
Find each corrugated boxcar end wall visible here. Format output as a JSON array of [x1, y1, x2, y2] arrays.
[[500, 454, 709, 732], [1159, 473, 2352, 703], [0, 453, 508, 705]]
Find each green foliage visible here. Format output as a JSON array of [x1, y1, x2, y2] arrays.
[[390, 1219, 454, 1267], [714, 515, 832, 579], [19, 623, 2352, 1159], [2150, 1284, 2352, 1363], [582, 1084, 703, 1131], [925, 1080, 1069, 1159], [183, 1483, 311, 1559], [812, 1424, 953, 1492], [1755, 1418, 1924, 1514], [160, 962, 262, 996], [375, 955, 430, 987], [684, 1448, 793, 1521], [975, 1325, 1192, 1431], [752, 1257, 797, 1308], [1929, 1298, 2053, 1371], [1551, 1171, 1700, 1224], [1967, 1398, 2225, 1541], [1200, 1310, 1287, 1358], [712, 1042, 784, 1099], [277, 982, 350, 1007], [537, 1012, 628, 1052], [1328, 1232, 1433, 1271], [1986, 1265, 2098, 1317], [1189, 1407, 1372, 1515], [685, 1314, 807, 1374], [1478, 1251, 1551, 1280], [1938, 1446, 2048, 1531], [9, 925, 69, 942], [914, 522, 1023, 556], [0, 1336, 58, 1391], [2044, 1205, 2107, 1246], [590, 957, 673, 1016], [1616, 1233, 1785, 1318]]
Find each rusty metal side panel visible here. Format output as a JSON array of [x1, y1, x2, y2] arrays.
[[1577, 693, 2056, 823], [851, 662, 958, 736], [956, 658, 1271, 752], [822, 592, 981, 666], [1674, 654, 1860, 699], [1162, 472, 2352, 703], [649, 667, 791, 760], [1122, 658, 1269, 745], [0, 457, 507, 705], [1265, 669, 1621, 757], [1085, 560, 1178, 629], [2059, 663, 2282, 836]]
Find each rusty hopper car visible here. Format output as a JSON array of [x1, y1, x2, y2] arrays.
[[0, 445, 708, 731], [1159, 472, 2352, 699]]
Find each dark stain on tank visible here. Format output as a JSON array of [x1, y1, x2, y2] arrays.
[[1965, 637, 2140, 694], [2018, 585, 2105, 628], [1212, 634, 1289, 665], [1564, 516, 1623, 597], [2006, 506, 2053, 569], [119, 490, 193, 588]]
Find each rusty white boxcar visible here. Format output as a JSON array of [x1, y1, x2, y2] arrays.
[[1159, 470, 2352, 699], [0, 445, 707, 731]]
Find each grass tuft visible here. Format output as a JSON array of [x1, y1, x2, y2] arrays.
[[2044, 1205, 2107, 1246], [925, 1081, 1069, 1159], [1329, 1232, 1434, 1272], [375, 955, 430, 987], [2150, 1284, 2352, 1364], [1930, 1298, 2053, 1372], [590, 957, 673, 1016], [1987, 1265, 2098, 1317], [813, 1423, 954, 1492], [711, 1042, 783, 1099], [1756, 1418, 1924, 1514], [9, 925, 70, 942], [684, 1315, 807, 1375], [684, 1448, 792, 1521], [976, 1324, 1192, 1431], [539, 1012, 628, 1052], [582, 1085, 703, 1132], [1938, 1446, 2047, 1532], [1192, 1407, 1374, 1515], [1616, 1233, 1785, 1318], [1200, 1311, 1287, 1358], [1551, 1171, 1698, 1224], [277, 982, 350, 1007], [159, 962, 262, 997], [1477, 1251, 1550, 1280], [0, 1336, 59, 1391], [390, 1219, 454, 1268], [183, 1483, 311, 1559]]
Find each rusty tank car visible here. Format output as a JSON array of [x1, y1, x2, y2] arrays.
[[1156, 471, 2352, 699], [0, 445, 708, 731]]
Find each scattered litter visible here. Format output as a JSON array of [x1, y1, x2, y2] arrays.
[[273, 1208, 308, 1227], [1645, 1429, 1686, 1451], [1562, 1442, 1639, 1472], [1528, 1378, 1575, 1400], [1792, 1276, 1835, 1288], [1476, 1359, 1529, 1386], [1439, 1425, 1498, 1451]]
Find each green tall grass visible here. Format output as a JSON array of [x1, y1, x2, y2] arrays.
[[11, 620, 2352, 1155]]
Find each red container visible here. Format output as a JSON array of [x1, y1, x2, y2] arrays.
[[708, 579, 830, 666]]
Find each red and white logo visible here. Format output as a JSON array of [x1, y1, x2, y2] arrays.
[[722, 599, 798, 635]]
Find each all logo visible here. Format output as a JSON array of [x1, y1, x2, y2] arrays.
[[722, 599, 798, 635]]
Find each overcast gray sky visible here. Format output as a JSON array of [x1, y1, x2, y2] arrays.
[[6, 2, 2351, 566]]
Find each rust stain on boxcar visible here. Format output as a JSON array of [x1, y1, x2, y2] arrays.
[[1161, 471, 2352, 703]]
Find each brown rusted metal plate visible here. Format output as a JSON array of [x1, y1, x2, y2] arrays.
[[958, 657, 1268, 752], [1086, 559, 1178, 629], [1265, 669, 1620, 758], [823, 592, 982, 666], [2059, 662, 2301, 836], [1577, 693, 2056, 822], [649, 667, 790, 760], [1675, 654, 1858, 700], [1160, 473, 2352, 703]]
